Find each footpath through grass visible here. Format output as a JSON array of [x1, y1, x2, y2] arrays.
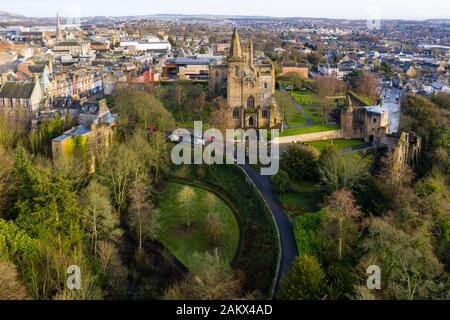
[[276, 90, 308, 126]]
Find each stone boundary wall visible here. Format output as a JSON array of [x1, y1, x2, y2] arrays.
[[236, 166, 282, 299], [273, 129, 343, 144]]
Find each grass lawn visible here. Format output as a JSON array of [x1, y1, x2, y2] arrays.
[[290, 90, 339, 124], [278, 191, 322, 217], [175, 121, 211, 130], [304, 106, 324, 124], [289, 113, 308, 126], [306, 139, 366, 151], [276, 180, 323, 218], [157, 182, 239, 269], [276, 90, 308, 126], [279, 124, 340, 137], [289, 180, 320, 193], [291, 91, 320, 105], [349, 90, 374, 105]]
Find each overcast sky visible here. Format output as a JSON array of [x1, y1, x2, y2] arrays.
[[2, 0, 449, 20]]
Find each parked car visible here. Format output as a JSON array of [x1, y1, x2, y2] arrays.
[[167, 134, 181, 142], [204, 133, 216, 142]]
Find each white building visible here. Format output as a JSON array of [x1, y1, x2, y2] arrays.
[[120, 39, 171, 52]]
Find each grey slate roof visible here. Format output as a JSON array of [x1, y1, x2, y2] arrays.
[[0, 81, 35, 99], [28, 64, 46, 74]]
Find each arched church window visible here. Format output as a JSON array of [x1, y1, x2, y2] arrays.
[[233, 107, 240, 119], [262, 108, 270, 119], [247, 96, 255, 109], [264, 82, 268, 89], [235, 66, 239, 77]]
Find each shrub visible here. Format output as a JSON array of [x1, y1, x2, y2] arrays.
[[271, 170, 290, 194], [278, 255, 327, 300], [293, 210, 325, 257]]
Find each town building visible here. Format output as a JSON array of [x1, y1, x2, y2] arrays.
[[163, 53, 225, 81], [0, 79, 43, 117], [120, 38, 171, 52], [280, 63, 310, 78], [52, 99, 117, 162]]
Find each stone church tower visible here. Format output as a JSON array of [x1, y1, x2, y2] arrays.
[[209, 28, 281, 129]]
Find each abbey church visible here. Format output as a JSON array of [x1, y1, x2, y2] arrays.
[[209, 28, 281, 129]]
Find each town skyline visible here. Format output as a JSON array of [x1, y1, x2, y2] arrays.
[[0, 0, 449, 306], [1, 0, 449, 20]]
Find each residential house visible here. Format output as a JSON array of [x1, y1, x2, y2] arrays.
[[280, 63, 310, 78], [0, 79, 42, 117], [52, 99, 118, 164]]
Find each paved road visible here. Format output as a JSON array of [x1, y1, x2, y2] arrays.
[[239, 164, 298, 291], [280, 87, 314, 127]]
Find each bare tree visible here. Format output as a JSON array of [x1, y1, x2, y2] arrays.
[[357, 72, 379, 102], [317, 190, 362, 263], [100, 143, 143, 209], [177, 186, 195, 228], [208, 99, 229, 132], [172, 84, 186, 123], [80, 180, 122, 255], [314, 76, 346, 122], [206, 212, 224, 247], [325, 190, 362, 261], [164, 250, 257, 300], [129, 182, 160, 258]]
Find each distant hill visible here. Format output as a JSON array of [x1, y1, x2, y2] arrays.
[[0, 11, 26, 20]]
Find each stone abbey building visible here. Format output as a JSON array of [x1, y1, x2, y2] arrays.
[[209, 28, 281, 129]]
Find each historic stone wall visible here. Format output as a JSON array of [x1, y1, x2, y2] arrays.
[[272, 129, 343, 144]]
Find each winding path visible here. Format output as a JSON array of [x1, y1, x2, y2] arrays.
[[239, 164, 298, 292], [280, 87, 314, 127]]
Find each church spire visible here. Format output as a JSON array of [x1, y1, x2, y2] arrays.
[[56, 12, 61, 41], [229, 27, 242, 59]]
